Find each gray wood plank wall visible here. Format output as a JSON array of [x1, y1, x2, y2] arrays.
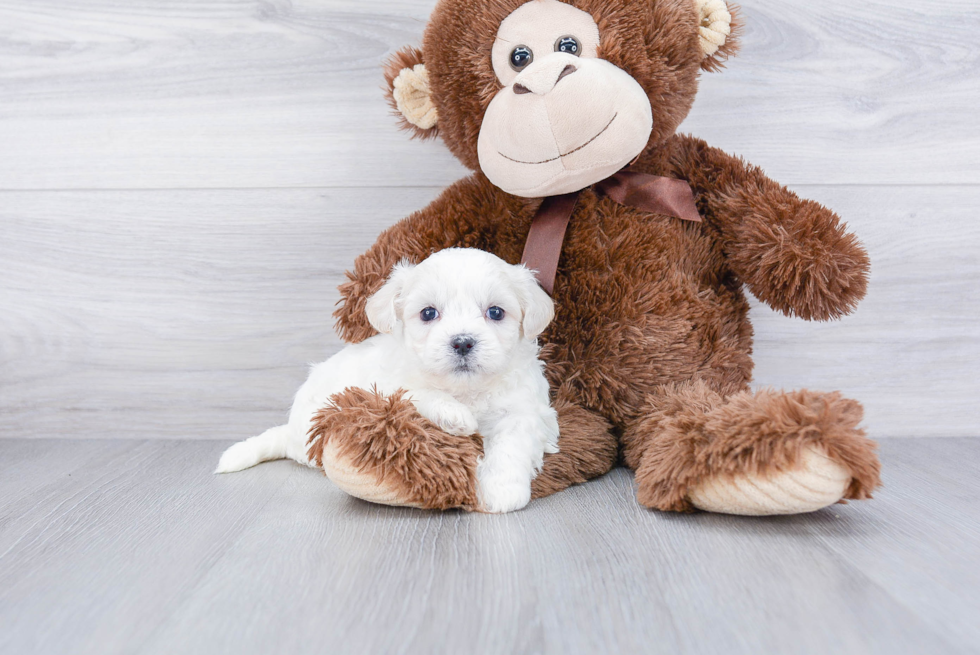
[[1, 0, 978, 440]]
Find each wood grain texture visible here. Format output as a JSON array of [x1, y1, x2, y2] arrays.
[[2, 186, 977, 440], [0, 0, 977, 190], [0, 438, 977, 655], [749, 185, 980, 437], [0, 187, 438, 440], [0, 2, 976, 652]]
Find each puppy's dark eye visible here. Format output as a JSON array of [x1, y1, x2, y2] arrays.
[[486, 306, 505, 321], [555, 36, 580, 56], [510, 46, 533, 71], [420, 307, 439, 322]]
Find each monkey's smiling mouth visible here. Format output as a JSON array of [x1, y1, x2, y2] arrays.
[[497, 113, 618, 165]]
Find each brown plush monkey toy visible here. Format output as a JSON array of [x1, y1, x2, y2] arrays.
[[307, 0, 881, 515]]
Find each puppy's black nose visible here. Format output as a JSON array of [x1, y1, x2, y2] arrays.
[[451, 335, 476, 356]]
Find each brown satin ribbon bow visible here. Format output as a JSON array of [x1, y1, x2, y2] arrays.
[[520, 170, 702, 294]]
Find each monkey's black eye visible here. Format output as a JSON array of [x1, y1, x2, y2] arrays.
[[555, 36, 580, 56], [420, 307, 439, 322], [509, 46, 533, 71], [486, 306, 505, 321]]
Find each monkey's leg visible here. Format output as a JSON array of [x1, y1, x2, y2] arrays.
[[309, 388, 617, 511], [621, 380, 881, 515], [308, 388, 483, 510]]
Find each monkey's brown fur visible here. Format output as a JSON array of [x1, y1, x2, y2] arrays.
[[308, 388, 483, 511], [313, 0, 880, 511]]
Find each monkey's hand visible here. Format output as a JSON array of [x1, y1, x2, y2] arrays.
[[665, 134, 870, 321]]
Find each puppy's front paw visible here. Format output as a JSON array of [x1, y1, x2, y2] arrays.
[[478, 475, 532, 513], [409, 391, 479, 436], [428, 404, 479, 436]]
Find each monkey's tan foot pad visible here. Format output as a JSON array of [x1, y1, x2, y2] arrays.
[[307, 387, 482, 511], [688, 445, 851, 516]]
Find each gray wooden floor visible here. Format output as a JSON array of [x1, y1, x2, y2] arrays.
[[2, 1, 979, 653], [0, 438, 977, 655]]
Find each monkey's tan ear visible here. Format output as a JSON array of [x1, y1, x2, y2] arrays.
[[383, 46, 439, 139], [695, 0, 740, 72]]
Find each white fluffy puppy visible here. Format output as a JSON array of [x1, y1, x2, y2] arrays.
[[215, 248, 559, 513]]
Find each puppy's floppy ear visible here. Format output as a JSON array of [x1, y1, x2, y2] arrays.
[[383, 46, 439, 139], [510, 265, 555, 339], [365, 261, 414, 334]]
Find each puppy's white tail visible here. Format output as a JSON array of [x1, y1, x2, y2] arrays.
[[215, 425, 292, 474]]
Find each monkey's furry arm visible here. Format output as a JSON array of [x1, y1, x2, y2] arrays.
[[662, 134, 870, 321]]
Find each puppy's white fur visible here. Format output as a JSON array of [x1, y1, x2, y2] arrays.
[[215, 248, 559, 513]]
